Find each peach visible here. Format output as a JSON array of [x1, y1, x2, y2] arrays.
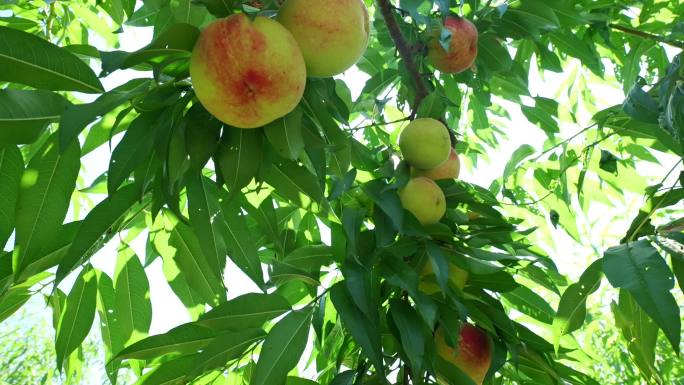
[[190, 14, 306, 128], [428, 17, 478, 74], [415, 148, 460, 180], [399, 118, 451, 170], [399, 177, 446, 225], [277, 0, 369, 77], [419, 258, 468, 293], [435, 324, 492, 385]]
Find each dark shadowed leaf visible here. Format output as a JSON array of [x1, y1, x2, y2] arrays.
[[603, 240, 681, 352], [0, 145, 22, 247]]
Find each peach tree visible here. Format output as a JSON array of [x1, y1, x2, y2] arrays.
[[0, 0, 683, 384]]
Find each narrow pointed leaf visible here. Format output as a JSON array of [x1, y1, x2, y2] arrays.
[[251, 310, 311, 385], [0, 26, 103, 93], [190, 328, 266, 378], [197, 292, 290, 331], [603, 240, 681, 353], [55, 267, 97, 369], [186, 174, 227, 279], [220, 198, 264, 288], [114, 248, 152, 346], [0, 145, 22, 247], [0, 89, 68, 144], [116, 323, 216, 361], [167, 218, 226, 306], [59, 78, 149, 149], [57, 183, 142, 283], [108, 112, 160, 193], [13, 136, 80, 277]]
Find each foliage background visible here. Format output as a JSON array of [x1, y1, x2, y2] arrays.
[[0, 0, 683, 384]]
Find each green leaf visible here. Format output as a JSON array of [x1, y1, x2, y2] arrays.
[[184, 104, 221, 171], [330, 282, 384, 373], [218, 128, 262, 194], [264, 107, 306, 161], [261, 159, 324, 208], [548, 31, 603, 76], [57, 183, 142, 283], [197, 292, 290, 331], [388, 299, 426, 374], [55, 267, 97, 369], [186, 174, 228, 279], [220, 197, 265, 288], [17, 221, 80, 282], [501, 285, 555, 324], [190, 328, 266, 378], [13, 136, 80, 277], [623, 85, 659, 123], [416, 92, 447, 120], [521, 105, 559, 135], [108, 112, 160, 193], [116, 323, 216, 361], [552, 260, 602, 348], [0, 26, 103, 93], [611, 289, 659, 381], [0, 89, 68, 144], [282, 245, 333, 272], [136, 354, 198, 385], [166, 217, 226, 306], [0, 145, 22, 247], [503, 144, 534, 181], [251, 310, 311, 385], [114, 248, 152, 346], [0, 290, 30, 322], [100, 23, 199, 74], [95, 270, 124, 384], [477, 33, 513, 73], [59, 78, 150, 149], [603, 240, 681, 353]]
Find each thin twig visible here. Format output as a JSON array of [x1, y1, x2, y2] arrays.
[[609, 23, 684, 49], [352, 117, 411, 131], [376, 0, 430, 117], [627, 158, 684, 243]]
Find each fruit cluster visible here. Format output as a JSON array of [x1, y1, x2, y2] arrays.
[[398, 118, 492, 384], [189, 0, 370, 129]]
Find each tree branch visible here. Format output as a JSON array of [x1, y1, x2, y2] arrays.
[[609, 23, 684, 49], [376, 0, 429, 118]]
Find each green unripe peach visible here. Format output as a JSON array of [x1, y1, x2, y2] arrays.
[[277, 0, 370, 77], [419, 259, 468, 293], [399, 118, 451, 170], [399, 177, 446, 225], [190, 14, 306, 128]]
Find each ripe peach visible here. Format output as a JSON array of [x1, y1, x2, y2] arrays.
[[435, 324, 492, 385], [428, 17, 478, 74], [190, 14, 306, 128], [415, 148, 460, 180], [277, 0, 369, 77], [399, 118, 451, 170], [399, 177, 446, 225]]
